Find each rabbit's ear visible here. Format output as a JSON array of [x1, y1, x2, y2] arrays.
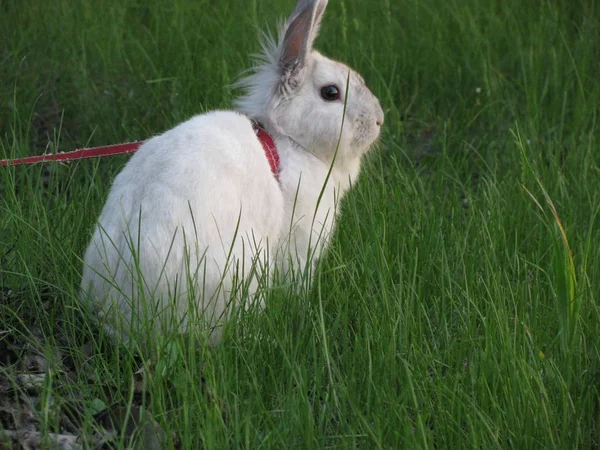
[[279, 0, 328, 88]]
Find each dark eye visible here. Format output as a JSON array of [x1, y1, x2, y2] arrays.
[[320, 85, 340, 101]]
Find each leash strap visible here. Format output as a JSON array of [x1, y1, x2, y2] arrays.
[[0, 142, 143, 166]]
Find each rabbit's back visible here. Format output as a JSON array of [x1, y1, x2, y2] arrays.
[[80, 111, 284, 340]]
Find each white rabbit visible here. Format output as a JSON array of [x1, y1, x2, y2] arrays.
[[80, 0, 384, 345]]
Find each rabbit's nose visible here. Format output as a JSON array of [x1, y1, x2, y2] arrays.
[[376, 118, 384, 126]]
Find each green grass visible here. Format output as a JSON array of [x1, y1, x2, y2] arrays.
[[1, 0, 600, 448]]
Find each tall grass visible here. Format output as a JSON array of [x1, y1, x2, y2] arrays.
[[1, 0, 599, 448]]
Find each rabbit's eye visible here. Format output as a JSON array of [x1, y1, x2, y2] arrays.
[[320, 85, 340, 101]]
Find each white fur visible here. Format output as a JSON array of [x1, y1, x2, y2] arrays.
[[80, 0, 384, 345]]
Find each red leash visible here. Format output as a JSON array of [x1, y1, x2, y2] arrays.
[[0, 124, 280, 178], [0, 142, 142, 166]]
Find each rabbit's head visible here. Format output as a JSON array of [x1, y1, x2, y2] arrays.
[[235, 0, 384, 167]]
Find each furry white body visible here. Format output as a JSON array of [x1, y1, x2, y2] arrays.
[[80, 0, 384, 344], [81, 111, 356, 341]]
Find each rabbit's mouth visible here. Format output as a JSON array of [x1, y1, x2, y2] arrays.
[[352, 121, 382, 153]]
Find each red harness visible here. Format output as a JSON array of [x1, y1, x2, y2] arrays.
[[252, 122, 280, 177], [1, 122, 280, 179]]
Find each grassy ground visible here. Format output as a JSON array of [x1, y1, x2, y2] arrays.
[[1, 0, 600, 448]]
